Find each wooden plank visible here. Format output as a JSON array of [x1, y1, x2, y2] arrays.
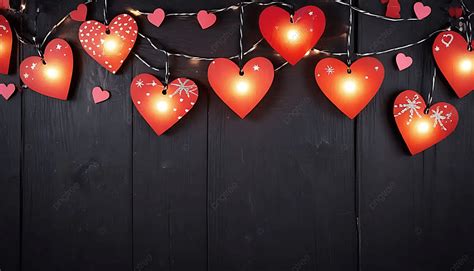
[[131, 1, 208, 270], [20, 1, 132, 270], [0, 1, 21, 270], [357, 0, 474, 270], [207, 1, 357, 270]]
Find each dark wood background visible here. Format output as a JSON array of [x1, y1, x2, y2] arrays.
[[1, 0, 473, 270]]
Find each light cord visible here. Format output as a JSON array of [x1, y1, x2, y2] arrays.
[[238, 1, 244, 73], [346, 0, 353, 65]]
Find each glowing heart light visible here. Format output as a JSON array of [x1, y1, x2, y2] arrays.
[[131, 74, 199, 136], [79, 14, 137, 74], [433, 31, 474, 98], [259, 5, 326, 65], [0, 15, 12, 74], [208, 57, 274, 119], [315, 57, 385, 119], [394, 90, 458, 155], [20, 39, 73, 100]]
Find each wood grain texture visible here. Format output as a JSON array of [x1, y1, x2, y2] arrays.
[[0, 0, 473, 271]]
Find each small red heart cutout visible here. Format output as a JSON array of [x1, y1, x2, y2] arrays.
[[259, 5, 326, 65], [315, 57, 385, 119], [147, 8, 166, 28], [394, 90, 459, 155], [413, 2, 431, 20], [0, 83, 15, 100], [70, 4, 87, 22], [0, 0, 10, 9], [396, 53, 413, 71], [208, 57, 274, 118], [79, 14, 138, 74], [197, 10, 217, 29], [92, 87, 110, 104], [433, 31, 474, 98], [131, 74, 199, 136], [20, 39, 73, 100], [0, 15, 13, 74]]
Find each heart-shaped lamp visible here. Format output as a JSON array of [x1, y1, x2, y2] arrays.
[[208, 57, 274, 118], [259, 5, 326, 65], [131, 74, 199, 136], [433, 31, 474, 98], [79, 14, 137, 74], [0, 15, 12, 74], [315, 57, 385, 119], [394, 90, 458, 155], [20, 39, 73, 100]]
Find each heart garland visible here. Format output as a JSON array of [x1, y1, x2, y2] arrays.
[[79, 14, 138, 74], [131, 74, 199, 136], [259, 5, 326, 65], [0, 15, 12, 74], [315, 57, 385, 119], [433, 31, 474, 98], [394, 90, 458, 155], [208, 57, 274, 118], [20, 39, 73, 100]]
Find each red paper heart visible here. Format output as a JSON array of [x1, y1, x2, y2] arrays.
[[396, 53, 413, 71], [92, 86, 110, 104], [131, 74, 199, 136], [147, 8, 165, 28], [0, 0, 9, 9], [208, 57, 274, 118], [259, 5, 326, 65], [70, 4, 87, 22], [197, 10, 217, 29], [0, 83, 15, 100], [394, 90, 459, 155], [315, 57, 385, 119], [79, 14, 137, 74], [433, 31, 474, 98], [0, 15, 12, 74], [20, 39, 73, 100]]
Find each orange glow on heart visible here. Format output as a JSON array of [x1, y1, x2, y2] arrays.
[[259, 6, 326, 65], [0, 15, 12, 74], [394, 90, 459, 155], [208, 57, 275, 119], [315, 57, 385, 119], [433, 31, 474, 98]]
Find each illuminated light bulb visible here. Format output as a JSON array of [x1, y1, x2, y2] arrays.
[[45, 67, 60, 80], [342, 80, 357, 95], [459, 59, 473, 73], [287, 29, 300, 42], [104, 37, 119, 54], [235, 80, 250, 95], [416, 120, 431, 134], [156, 100, 169, 113], [128, 9, 142, 16]]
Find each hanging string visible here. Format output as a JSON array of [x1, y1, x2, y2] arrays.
[[129, 1, 293, 17], [238, 1, 244, 74], [103, 0, 109, 24], [346, 0, 353, 66], [31, 8, 44, 61], [162, 52, 170, 94], [335, 0, 419, 22], [133, 53, 161, 72], [425, 67, 437, 113], [7, 3, 26, 14]]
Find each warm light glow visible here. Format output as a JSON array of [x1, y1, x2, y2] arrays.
[[128, 9, 142, 16], [459, 59, 473, 73], [156, 100, 169, 113], [416, 119, 431, 134], [287, 28, 300, 42], [45, 67, 60, 80], [235, 80, 250, 95], [104, 37, 120, 54], [342, 80, 357, 95]]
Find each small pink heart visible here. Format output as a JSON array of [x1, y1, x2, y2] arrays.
[[197, 10, 217, 29], [70, 4, 87, 22], [414, 2, 431, 20], [147, 8, 166, 28], [395, 53, 413, 71], [92, 87, 110, 104], [0, 83, 16, 100]]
